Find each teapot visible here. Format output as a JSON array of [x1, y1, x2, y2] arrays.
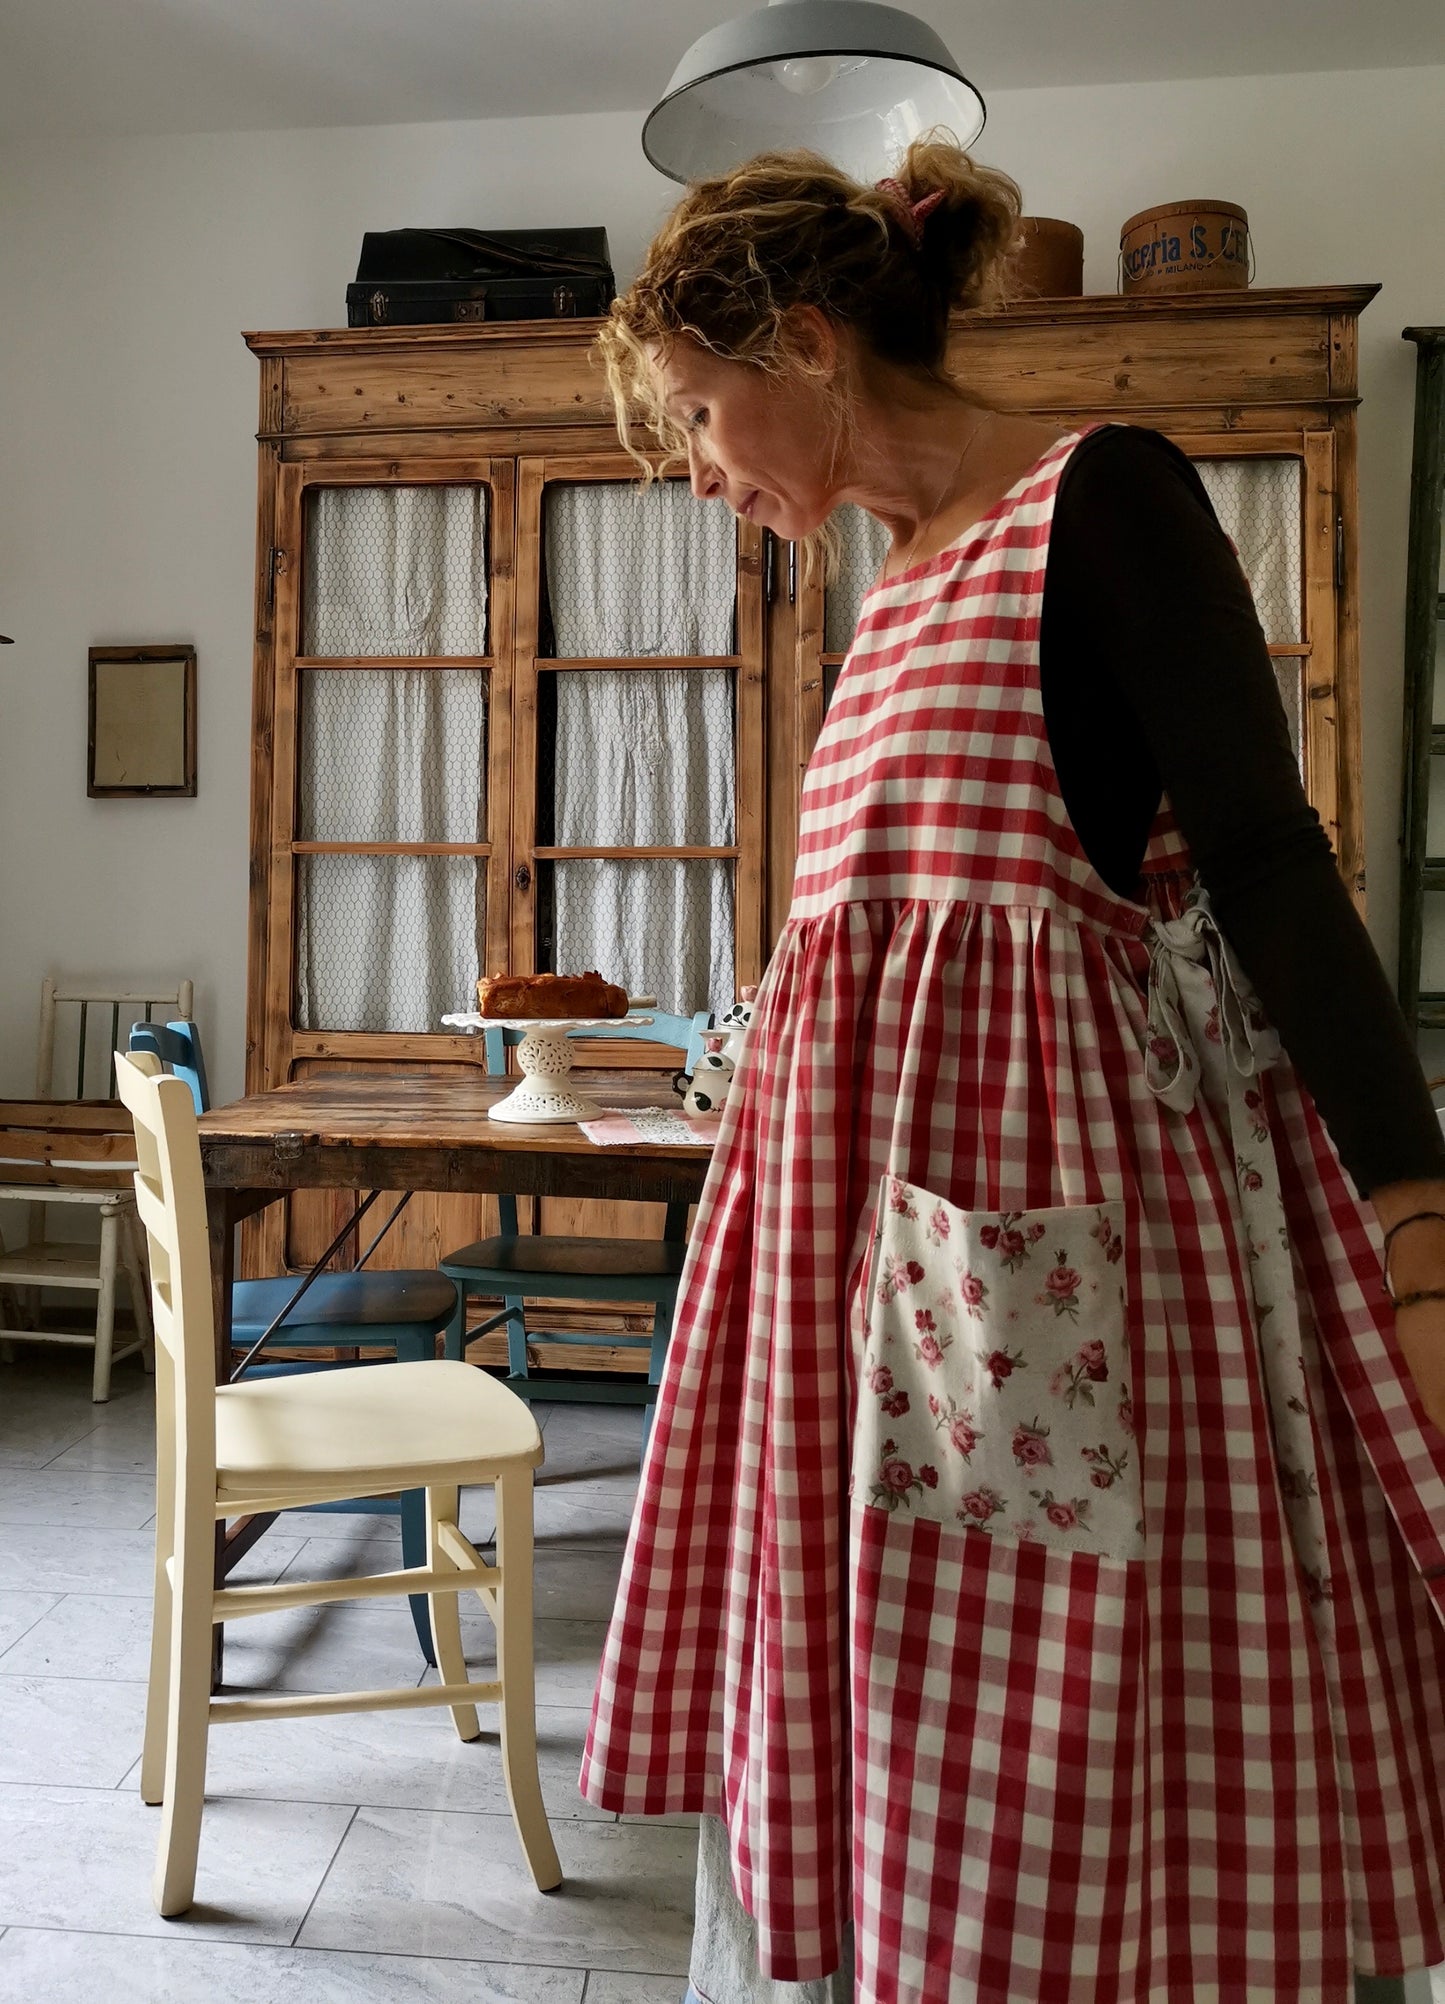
[[673, 987, 757, 1117]]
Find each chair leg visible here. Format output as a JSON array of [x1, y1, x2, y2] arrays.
[[120, 1209, 155, 1374], [642, 1293, 677, 1457], [91, 1206, 121, 1402], [442, 1283, 467, 1363], [399, 1488, 437, 1668], [493, 1465, 562, 1891], [140, 1346, 176, 1806], [504, 1296, 529, 1381], [151, 1496, 217, 1917], [425, 1484, 481, 1742], [387, 1327, 440, 1667]]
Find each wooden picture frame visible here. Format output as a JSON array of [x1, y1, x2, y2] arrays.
[[87, 645, 197, 798]]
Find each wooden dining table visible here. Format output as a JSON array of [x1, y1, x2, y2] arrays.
[[198, 1068, 715, 1378]]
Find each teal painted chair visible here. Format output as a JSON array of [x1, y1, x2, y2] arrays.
[[126, 1022, 458, 1662], [440, 1011, 710, 1447]]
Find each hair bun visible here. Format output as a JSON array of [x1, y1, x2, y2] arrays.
[[885, 135, 1022, 313]]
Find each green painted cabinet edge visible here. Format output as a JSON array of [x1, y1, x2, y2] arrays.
[[1397, 327, 1445, 1031]]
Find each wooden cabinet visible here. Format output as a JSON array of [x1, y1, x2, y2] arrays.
[[244, 282, 1375, 1285]]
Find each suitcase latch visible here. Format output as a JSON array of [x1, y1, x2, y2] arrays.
[[368, 289, 388, 325]]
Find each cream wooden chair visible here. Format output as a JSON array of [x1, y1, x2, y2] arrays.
[[0, 978, 193, 1399], [114, 1051, 563, 1918]]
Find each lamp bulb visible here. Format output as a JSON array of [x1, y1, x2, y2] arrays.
[[770, 55, 840, 95]]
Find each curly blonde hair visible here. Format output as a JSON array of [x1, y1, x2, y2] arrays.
[[597, 132, 1023, 477]]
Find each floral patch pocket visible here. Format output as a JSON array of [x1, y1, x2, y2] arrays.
[[853, 1178, 1144, 1563]]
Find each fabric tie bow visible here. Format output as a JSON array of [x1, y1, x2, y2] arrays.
[[1144, 890, 1280, 1113]]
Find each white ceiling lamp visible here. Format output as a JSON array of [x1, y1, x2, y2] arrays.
[[643, 0, 985, 185]]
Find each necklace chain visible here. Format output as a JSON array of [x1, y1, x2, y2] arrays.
[[894, 414, 989, 573]]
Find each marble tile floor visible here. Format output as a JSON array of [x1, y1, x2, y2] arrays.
[[0, 1350, 693, 2002]]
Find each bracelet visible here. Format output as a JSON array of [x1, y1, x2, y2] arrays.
[[1381, 1208, 1445, 1307], [1382, 1209, 1445, 1256]]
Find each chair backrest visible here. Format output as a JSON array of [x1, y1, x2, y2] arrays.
[[114, 1051, 217, 1492], [127, 1020, 211, 1115], [39, 976, 195, 1101], [480, 1009, 712, 1079]]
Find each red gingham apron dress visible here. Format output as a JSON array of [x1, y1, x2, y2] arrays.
[[581, 430, 1445, 2001]]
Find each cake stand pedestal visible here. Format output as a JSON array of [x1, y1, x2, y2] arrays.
[[440, 1014, 654, 1124]]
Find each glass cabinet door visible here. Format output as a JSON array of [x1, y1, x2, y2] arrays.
[[821, 506, 891, 714], [275, 465, 511, 1039], [514, 458, 766, 1022], [1194, 457, 1307, 773]]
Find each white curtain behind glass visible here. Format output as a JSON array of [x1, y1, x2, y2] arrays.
[[297, 485, 490, 1031], [826, 504, 892, 656], [1193, 459, 1301, 643], [546, 482, 734, 657], [545, 482, 736, 1013], [304, 486, 488, 656], [1195, 458, 1305, 769], [300, 669, 486, 845], [296, 855, 484, 1033]]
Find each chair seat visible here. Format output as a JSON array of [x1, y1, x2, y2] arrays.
[[0, 1239, 114, 1287], [441, 1235, 686, 1292], [230, 1270, 459, 1344], [214, 1358, 540, 1504]]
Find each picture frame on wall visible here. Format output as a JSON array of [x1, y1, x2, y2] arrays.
[[87, 644, 197, 798]]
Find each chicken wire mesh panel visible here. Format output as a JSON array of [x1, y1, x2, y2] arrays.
[[1271, 658, 1306, 778], [825, 504, 892, 655], [299, 669, 488, 844], [303, 486, 489, 657], [550, 670, 735, 848], [541, 858, 735, 1018], [544, 482, 736, 657], [296, 853, 485, 1033], [1193, 459, 1302, 645]]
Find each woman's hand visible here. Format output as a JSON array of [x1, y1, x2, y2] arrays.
[[1369, 1179, 1445, 1436]]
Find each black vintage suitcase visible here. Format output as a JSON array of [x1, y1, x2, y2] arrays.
[[346, 227, 615, 327]]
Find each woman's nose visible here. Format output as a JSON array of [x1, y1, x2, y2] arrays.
[[688, 437, 723, 501]]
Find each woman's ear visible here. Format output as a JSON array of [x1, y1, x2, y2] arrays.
[[785, 304, 840, 381]]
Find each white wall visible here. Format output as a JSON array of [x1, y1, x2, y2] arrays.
[[1, 66, 1442, 1104]]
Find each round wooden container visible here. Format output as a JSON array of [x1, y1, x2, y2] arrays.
[[1119, 199, 1249, 294], [1012, 216, 1084, 299]]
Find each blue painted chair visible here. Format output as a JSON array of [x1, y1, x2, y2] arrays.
[[440, 1011, 710, 1447], [127, 1022, 458, 1661]]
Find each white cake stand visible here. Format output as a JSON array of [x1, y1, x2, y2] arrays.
[[441, 1012, 654, 1124]]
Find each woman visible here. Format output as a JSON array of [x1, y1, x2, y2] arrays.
[[579, 138, 1445, 2004]]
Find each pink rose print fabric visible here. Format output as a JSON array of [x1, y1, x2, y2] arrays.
[[855, 1178, 1143, 1560]]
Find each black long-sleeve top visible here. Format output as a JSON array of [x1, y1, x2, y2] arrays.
[[1039, 423, 1445, 1198]]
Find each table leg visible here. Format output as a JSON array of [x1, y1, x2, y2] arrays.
[[206, 1192, 234, 1687], [208, 1190, 235, 1387]]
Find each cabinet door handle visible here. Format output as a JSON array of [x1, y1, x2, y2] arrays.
[[514, 862, 532, 892]]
